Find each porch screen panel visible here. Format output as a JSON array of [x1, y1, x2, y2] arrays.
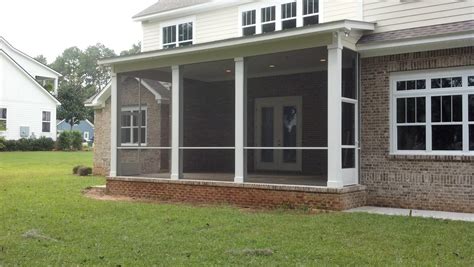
[[245, 47, 329, 186], [117, 70, 172, 177]]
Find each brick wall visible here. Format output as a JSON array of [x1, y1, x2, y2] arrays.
[[360, 47, 474, 213], [107, 178, 367, 211], [93, 99, 111, 176]]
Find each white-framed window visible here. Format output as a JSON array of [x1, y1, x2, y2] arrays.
[[240, 0, 320, 37], [302, 0, 319, 26], [84, 131, 90, 141], [42, 111, 51, 133], [261, 6, 276, 33], [281, 1, 297, 30], [242, 10, 257, 36], [161, 19, 194, 49], [391, 68, 474, 155], [0, 108, 6, 131], [121, 107, 147, 146]]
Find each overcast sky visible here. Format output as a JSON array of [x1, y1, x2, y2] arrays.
[[0, 0, 157, 63]]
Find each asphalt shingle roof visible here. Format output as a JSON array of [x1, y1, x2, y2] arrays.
[[358, 20, 474, 44], [133, 0, 212, 18]]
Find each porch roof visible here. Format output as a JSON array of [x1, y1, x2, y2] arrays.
[[99, 20, 375, 71]]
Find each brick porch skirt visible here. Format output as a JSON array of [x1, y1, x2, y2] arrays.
[[106, 177, 367, 211]]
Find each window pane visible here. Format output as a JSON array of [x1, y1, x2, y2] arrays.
[[132, 112, 140, 127], [452, 77, 462, 87], [243, 26, 256, 36], [163, 25, 176, 44], [262, 23, 275, 33], [416, 97, 426, 123], [303, 0, 318, 15], [417, 80, 426, 90], [261, 6, 275, 22], [468, 76, 474, 87], [242, 10, 256, 26], [303, 15, 319, 26], [121, 128, 131, 143], [469, 95, 474, 121], [0, 108, 6, 119], [282, 2, 296, 19], [452, 95, 462, 122], [342, 103, 355, 146], [407, 80, 416, 90], [141, 129, 146, 144], [406, 98, 416, 123], [397, 81, 406, 91], [261, 107, 274, 147], [431, 78, 441, 89], [342, 148, 355, 169], [431, 96, 441, 122], [282, 19, 296, 30], [42, 111, 51, 121], [178, 22, 193, 42], [470, 125, 474, 151], [397, 98, 406, 123], [398, 126, 426, 150], [133, 128, 139, 143], [442, 78, 451, 88], [432, 125, 463, 151], [121, 114, 131, 127], [442, 96, 452, 122], [42, 122, 50, 133], [141, 110, 147, 126], [342, 49, 358, 99]]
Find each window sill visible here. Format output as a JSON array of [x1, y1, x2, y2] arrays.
[[388, 153, 474, 162]]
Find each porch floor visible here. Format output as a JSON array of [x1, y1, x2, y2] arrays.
[[139, 172, 327, 186]]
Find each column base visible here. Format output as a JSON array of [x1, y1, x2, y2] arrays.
[[170, 174, 181, 180], [234, 176, 244, 183], [327, 180, 344, 188]]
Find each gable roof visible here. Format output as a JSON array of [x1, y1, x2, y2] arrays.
[[0, 49, 61, 106], [57, 119, 94, 129], [85, 77, 171, 109], [0, 36, 62, 77], [133, 0, 211, 19]]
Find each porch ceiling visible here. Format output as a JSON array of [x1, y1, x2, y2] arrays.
[[100, 20, 375, 74]]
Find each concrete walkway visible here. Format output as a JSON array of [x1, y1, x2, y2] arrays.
[[347, 206, 474, 222]]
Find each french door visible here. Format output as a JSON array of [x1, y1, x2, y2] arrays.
[[255, 96, 302, 171]]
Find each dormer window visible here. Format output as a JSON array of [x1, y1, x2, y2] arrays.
[[261, 6, 276, 33], [162, 22, 193, 49], [242, 10, 256, 36], [303, 0, 319, 26], [281, 2, 297, 30]]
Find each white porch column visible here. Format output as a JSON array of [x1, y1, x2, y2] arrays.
[[110, 72, 118, 177], [327, 32, 343, 188], [53, 78, 59, 96], [234, 57, 246, 183], [171, 65, 183, 180]]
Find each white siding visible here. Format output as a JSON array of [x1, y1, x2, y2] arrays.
[[323, 0, 363, 22], [142, 20, 161, 52], [195, 6, 239, 44], [0, 53, 58, 140], [364, 0, 474, 33]]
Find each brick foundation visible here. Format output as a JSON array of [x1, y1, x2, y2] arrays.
[[106, 177, 367, 211]]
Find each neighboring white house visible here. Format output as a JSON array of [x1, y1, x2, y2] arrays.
[[0, 37, 61, 140]]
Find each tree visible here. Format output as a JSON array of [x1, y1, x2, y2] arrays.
[[34, 55, 48, 65], [120, 42, 142, 56], [57, 83, 89, 129], [82, 43, 116, 93]]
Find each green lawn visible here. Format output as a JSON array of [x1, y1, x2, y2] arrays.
[[0, 152, 472, 266]]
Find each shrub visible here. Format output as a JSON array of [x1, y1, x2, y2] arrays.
[[33, 137, 55, 151], [77, 167, 92, 176], [73, 165, 84, 175], [0, 137, 5, 151], [57, 131, 83, 151]]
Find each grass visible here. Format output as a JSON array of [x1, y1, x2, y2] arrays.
[[0, 152, 473, 266]]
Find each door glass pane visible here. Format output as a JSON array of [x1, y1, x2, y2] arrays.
[[283, 106, 297, 163], [342, 148, 355, 169], [342, 102, 355, 145], [468, 95, 474, 122], [470, 125, 474, 151], [261, 107, 274, 162]]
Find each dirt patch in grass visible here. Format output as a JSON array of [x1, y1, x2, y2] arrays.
[[22, 229, 58, 242]]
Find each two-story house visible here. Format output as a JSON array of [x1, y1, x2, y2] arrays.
[[91, 0, 473, 212], [0, 37, 61, 140]]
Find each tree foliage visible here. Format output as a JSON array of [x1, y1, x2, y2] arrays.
[[57, 83, 88, 129], [120, 42, 141, 56], [34, 55, 48, 65]]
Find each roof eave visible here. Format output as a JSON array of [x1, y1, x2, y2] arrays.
[[99, 20, 375, 66]]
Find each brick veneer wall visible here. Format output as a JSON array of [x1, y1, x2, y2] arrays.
[[93, 98, 111, 176], [106, 178, 367, 211], [360, 47, 474, 213]]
